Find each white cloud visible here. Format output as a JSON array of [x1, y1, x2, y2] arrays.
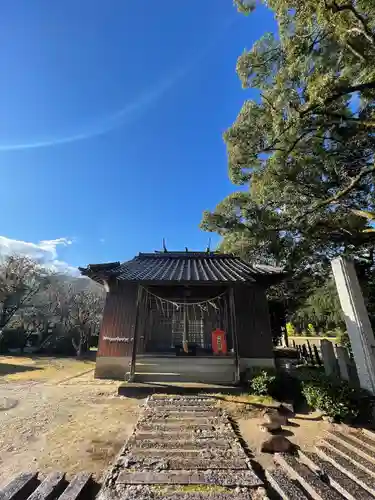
[[0, 235, 79, 276]]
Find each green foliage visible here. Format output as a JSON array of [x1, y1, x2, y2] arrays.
[[291, 279, 345, 332], [301, 372, 372, 422], [285, 322, 296, 337], [201, 0, 375, 330], [337, 329, 353, 357], [249, 370, 276, 396], [233, 0, 254, 15], [307, 324, 316, 336]]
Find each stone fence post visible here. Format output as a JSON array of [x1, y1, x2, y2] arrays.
[[331, 257, 375, 395]]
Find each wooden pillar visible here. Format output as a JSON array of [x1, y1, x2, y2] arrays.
[[229, 287, 240, 384], [129, 285, 142, 382], [183, 299, 188, 353]]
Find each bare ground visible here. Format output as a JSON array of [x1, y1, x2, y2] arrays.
[[213, 394, 331, 471], [0, 357, 332, 488], [0, 356, 141, 486]]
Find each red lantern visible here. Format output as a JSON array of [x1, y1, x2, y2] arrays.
[[212, 328, 228, 355]]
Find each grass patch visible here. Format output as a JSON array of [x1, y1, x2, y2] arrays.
[[152, 485, 230, 494], [211, 393, 276, 406], [0, 356, 95, 382]]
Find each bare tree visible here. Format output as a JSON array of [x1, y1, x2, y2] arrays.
[[0, 256, 50, 350], [70, 289, 104, 357], [0, 255, 104, 355]]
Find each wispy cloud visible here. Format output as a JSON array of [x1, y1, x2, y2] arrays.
[[0, 17, 236, 153], [0, 235, 78, 275]]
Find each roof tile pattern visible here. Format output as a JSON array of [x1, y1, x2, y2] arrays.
[[111, 252, 283, 283]]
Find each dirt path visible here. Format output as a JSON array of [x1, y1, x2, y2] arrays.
[[0, 363, 141, 486]]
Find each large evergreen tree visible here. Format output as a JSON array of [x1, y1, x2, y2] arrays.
[[202, 0, 375, 273]]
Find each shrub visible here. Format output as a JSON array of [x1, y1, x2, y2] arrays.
[[250, 370, 276, 396], [307, 323, 316, 336], [286, 322, 296, 337], [301, 372, 373, 422], [337, 329, 352, 357]]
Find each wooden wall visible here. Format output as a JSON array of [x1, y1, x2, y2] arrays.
[[234, 284, 274, 359], [97, 281, 274, 361], [97, 282, 138, 358]]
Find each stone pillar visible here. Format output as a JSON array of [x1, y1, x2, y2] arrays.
[[335, 346, 350, 381], [320, 340, 338, 377], [331, 257, 375, 395]]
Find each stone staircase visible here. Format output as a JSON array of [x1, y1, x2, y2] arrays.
[[132, 356, 236, 384], [97, 395, 264, 500], [267, 428, 375, 499]]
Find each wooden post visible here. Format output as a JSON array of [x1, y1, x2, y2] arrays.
[[229, 287, 240, 384], [313, 344, 322, 366], [129, 285, 142, 382], [183, 299, 188, 354], [306, 340, 314, 365]]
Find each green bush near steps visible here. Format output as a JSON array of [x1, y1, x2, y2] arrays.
[[249, 370, 276, 396], [248, 368, 374, 423], [300, 372, 373, 423]]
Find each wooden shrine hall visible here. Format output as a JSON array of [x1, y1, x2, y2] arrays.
[[80, 250, 284, 384]]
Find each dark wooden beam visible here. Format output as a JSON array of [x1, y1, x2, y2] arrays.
[[129, 285, 143, 381], [229, 287, 240, 384]]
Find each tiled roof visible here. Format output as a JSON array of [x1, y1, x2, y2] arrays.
[[80, 252, 284, 284]]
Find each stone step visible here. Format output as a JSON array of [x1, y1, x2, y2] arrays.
[[316, 444, 375, 497], [140, 417, 228, 429], [58, 473, 93, 500], [146, 404, 216, 411], [299, 450, 374, 500], [150, 396, 214, 401], [265, 467, 309, 499], [124, 455, 248, 470], [143, 411, 222, 418], [362, 428, 375, 442], [327, 430, 375, 462], [321, 437, 375, 477], [117, 469, 262, 487], [136, 357, 235, 367], [135, 430, 235, 439], [128, 448, 248, 459], [275, 454, 342, 500], [126, 437, 233, 449], [27, 472, 67, 500], [121, 485, 255, 500], [0, 472, 39, 500], [135, 373, 235, 384], [347, 430, 375, 452]]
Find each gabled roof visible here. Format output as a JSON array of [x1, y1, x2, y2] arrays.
[[80, 251, 284, 285]]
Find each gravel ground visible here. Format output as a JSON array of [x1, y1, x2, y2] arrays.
[[0, 368, 141, 486]]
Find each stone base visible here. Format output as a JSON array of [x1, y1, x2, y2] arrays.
[[240, 358, 275, 371], [95, 356, 130, 380]]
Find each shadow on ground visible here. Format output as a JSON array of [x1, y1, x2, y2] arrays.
[[0, 363, 43, 376]]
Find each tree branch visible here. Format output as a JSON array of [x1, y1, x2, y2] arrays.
[[296, 163, 375, 220], [327, 0, 375, 45]]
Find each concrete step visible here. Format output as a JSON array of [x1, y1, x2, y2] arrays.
[[346, 429, 375, 452], [299, 450, 374, 500], [320, 437, 375, 477], [133, 372, 235, 384], [315, 444, 375, 496], [274, 454, 343, 500], [326, 430, 375, 463], [265, 467, 309, 499]]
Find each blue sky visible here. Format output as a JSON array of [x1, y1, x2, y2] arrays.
[[0, 0, 275, 273]]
